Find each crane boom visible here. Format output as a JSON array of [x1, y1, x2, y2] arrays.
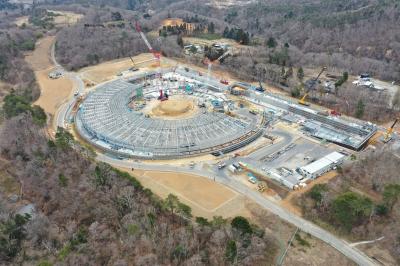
[[134, 21, 160, 62], [247, 48, 264, 91], [315, 67, 327, 80], [216, 50, 231, 62], [384, 118, 399, 142]]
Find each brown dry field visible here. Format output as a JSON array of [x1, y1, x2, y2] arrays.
[[79, 53, 155, 84], [130, 164, 354, 265], [25, 36, 54, 71], [25, 36, 73, 115], [34, 71, 73, 115], [128, 169, 250, 219], [14, 16, 29, 27], [47, 10, 83, 25], [14, 10, 82, 27]]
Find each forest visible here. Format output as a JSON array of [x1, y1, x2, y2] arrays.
[[1, 0, 400, 264], [0, 3, 279, 265], [299, 150, 400, 262]]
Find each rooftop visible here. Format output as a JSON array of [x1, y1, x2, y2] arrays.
[[300, 151, 345, 174]]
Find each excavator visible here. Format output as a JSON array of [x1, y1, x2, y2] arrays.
[[383, 118, 399, 143]]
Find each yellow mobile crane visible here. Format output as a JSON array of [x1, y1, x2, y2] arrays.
[[383, 118, 399, 143], [298, 93, 309, 106]]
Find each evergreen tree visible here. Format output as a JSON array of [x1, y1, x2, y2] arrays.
[[208, 22, 215, 34], [297, 67, 304, 80], [176, 35, 183, 48], [267, 37, 277, 48], [223, 26, 229, 38], [355, 99, 365, 118]]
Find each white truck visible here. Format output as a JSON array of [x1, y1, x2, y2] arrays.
[[217, 161, 226, 169], [228, 164, 237, 174]]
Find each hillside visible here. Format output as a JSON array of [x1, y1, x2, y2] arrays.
[[294, 150, 400, 264], [1, 0, 400, 265], [0, 7, 279, 265], [0, 115, 277, 265]]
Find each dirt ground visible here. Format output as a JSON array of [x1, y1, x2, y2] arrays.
[[47, 10, 83, 25], [281, 171, 339, 216], [128, 169, 250, 219], [183, 36, 244, 49], [25, 36, 73, 115], [33, 71, 73, 115], [25, 36, 54, 71], [14, 16, 29, 27], [79, 54, 155, 84], [14, 10, 82, 27], [145, 95, 199, 119]]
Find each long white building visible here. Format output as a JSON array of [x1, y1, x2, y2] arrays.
[[299, 151, 345, 179]]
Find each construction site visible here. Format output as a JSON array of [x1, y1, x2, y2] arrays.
[[70, 21, 398, 197], [12, 9, 398, 264]]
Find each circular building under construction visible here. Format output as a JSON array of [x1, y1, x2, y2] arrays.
[[75, 67, 266, 159]]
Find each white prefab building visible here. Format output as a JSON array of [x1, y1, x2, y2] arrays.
[[299, 151, 345, 179]]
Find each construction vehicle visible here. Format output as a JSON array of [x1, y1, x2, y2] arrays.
[[128, 56, 139, 72], [247, 173, 258, 184], [220, 78, 229, 85], [228, 164, 238, 174], [134, 21, 161, 67], [304, 67, 327, 91], [258, 181, 268, 192], [249, 108, 258, 115], [330, 109, 341, 116], [204, 48, 231, 78], [248, 48, 265, 92], [299, 67, 327, 106], [217, 161, 226, 169], [298, 93, 309, 106], [383, 118, 398, 143], [158, 89, 168, 101]]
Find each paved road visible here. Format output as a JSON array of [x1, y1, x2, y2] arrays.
[[97, 154, 376, 266], [51, 42, 85, 129], [52, 50, 377, 265], [248, 129, 293, 161]]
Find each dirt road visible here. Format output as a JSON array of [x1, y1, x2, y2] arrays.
[[25, 36, 73, 117]]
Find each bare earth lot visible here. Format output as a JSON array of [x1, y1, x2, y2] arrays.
[[131, 169, 245, 219], [25, 36, 73, 116], [14, 10, 83, 27], [79, 54, 155, 84]]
